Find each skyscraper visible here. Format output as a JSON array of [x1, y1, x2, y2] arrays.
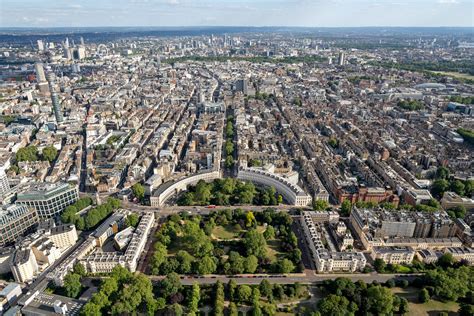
[[46, 73, 64, 123], [37, 40, 44, 51], [0, 168, 9, 197], [34, 63, 46, 83], [235, 79, 248, 95], [338, 52, 345, 66]]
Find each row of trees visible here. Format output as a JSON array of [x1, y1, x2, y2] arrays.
[[449, 96, 474, 105], [81, 266, 160, 316], [397, 100, 424, 111], [149, 273, 308, 315], [61, 197, 121, 230], [178, 178, 283, 206], [225, 115, 235, 169], [457, 128, 474, 146], [60, 197, 93, 229], [431, 166, 473, 199], [16, 145, 58, 163], [315, 278, 408, 315]]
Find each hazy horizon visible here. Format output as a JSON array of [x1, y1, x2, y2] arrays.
[[1, 0, 473, 28]]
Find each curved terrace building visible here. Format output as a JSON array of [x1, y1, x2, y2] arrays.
[[237, 167, 312, 206]]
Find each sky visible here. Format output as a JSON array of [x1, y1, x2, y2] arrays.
[[0, 0, 473, 28]]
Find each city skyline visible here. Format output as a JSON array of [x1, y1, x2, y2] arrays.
[[1, 0, 473, 28]]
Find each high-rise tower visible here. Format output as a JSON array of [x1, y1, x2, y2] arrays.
[[46, 73, 63, 123], [34, 63, 46, 83]]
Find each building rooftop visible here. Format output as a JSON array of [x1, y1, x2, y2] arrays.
[[16, 182, 74, 201]]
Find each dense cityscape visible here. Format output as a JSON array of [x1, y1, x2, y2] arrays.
[[0, 22, 473, 316]]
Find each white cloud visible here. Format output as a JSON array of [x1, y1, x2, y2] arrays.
[[437, 0, 459, 4]]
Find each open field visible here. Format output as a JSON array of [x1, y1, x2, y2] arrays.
[[212, 224, 241, 239], [391, 287, 459, 316], [430, 71, 474, 81]]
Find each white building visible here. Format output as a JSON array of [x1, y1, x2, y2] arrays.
[[151, 170, 221, 207], [300, 212, 366, 273], [80, 212, 154, 274], [371, 246, 415, 265], [445, 247, 474, 265], [10, 249, 39, 283], [237, 167, 312, 206], [47, 225, 78, 250]]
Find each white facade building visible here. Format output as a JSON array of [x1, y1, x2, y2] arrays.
[[237, 167, 312, 206], [10, 249, 39, 283]]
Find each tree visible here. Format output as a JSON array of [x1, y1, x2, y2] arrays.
[[188, 282, 200, 316], [431, 179, 449, 198], [81, 302, 101, 316], [437, 253, 455, 268], [16, 146, 38, 162], [101, 278, 118, 296], [398, 297, 409, 315], [214, 281, 225, 316], [151, 242, 168, 274], [274, 259, 295, 274], [73, 263, 86, 277], [244, 229, 267, 259], [459, 303, 474, 316], [251, 287, 262, 316], [451, 180, 466, 196], [263, 225, 275, 240], [424, 266, 472, 302], [229, 279, 237, 301], [313, 199, 329, 211], [197, 256, 217, 275], [418, 288, 430, 303], [195, 180, 212, 204], [63, 273, 82, 298], [237, 285, 253, 303], [328, 138, 338, 148], [317, 294, 350, 315], [159, 272, 182, 299], [259, 279, 273, 298], [176, 250, 193, 274], [227, 251, 245, 274], [167, 303, 183, 316], [125, 213, 140, 228], [225, 156, 234, 169], [277, 194, 283, 204], [447, 205, 467, 220], [366, 285, 394, 315], [42, 145, 58, 162], [131, 183, 145, 201], [245, 255, 259, 273], [436, 166, 450, 180], [246, 211, 256, 227], [340, 200, 352, 216], [229, 303, 238, 316], [374, 258, 386, 273]]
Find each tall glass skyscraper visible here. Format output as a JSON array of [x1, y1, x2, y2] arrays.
[[46, 72, 63, 123]]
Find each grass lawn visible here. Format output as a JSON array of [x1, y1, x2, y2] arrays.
[[391, 287, 459, 316], [211, 224, 267, 240], [212, 225, 241, 240], [431, 71, 474, 81], [394, 265, 412, 273], [266, 239, 284, 262]]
